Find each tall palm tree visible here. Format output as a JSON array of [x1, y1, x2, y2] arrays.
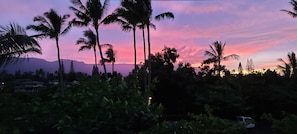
[[0, 23, 41, 66], [105, 46, 115, 74], [281, 0, 297, 17], [103, 0, 144, 70], [141, 0, 174, 89], [27, 9, 71, 95], [69, 0, 109, 80], [203, 41, 239, 76], [278, 52, 297, 77], [76, 29, 98, 68]]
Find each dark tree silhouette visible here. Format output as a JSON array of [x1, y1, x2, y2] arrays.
[[27, 9, 71, 95], [278, 52, 297, 78], [140, 0, 174, 89], [203, 41, 239, 77], [0, 23, 41, 66], [76, 29, 98, 68], [70, 0, 110, 80], [104, 46, 115, 74], [281, 0, 297, 17], [103, 0, 143, 70], [238, 62, 243, 75], [246, 59, 255, 73]]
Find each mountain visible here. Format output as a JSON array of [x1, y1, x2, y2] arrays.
[[0, 58, 134, 76]]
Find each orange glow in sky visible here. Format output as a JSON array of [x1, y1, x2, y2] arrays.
[[1, 0, 297, 73]]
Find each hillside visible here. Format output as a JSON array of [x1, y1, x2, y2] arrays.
[[0, 58, 133, 76]]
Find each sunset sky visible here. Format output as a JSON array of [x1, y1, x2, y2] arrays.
[[1, 0, 297, 72]]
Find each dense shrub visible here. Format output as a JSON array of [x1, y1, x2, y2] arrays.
[[263, 113, 297, 134], [144, 114, 246, 134]]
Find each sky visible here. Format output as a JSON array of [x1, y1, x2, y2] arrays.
[[1, 0, 297, 72]]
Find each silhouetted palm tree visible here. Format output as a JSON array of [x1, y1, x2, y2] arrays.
[[105, 46, 115, 74], [27, 9, 71, 95], [141, 0, 174, 88], [281, 0, 297, 17], [203, 41, 239, 76], [278, 52, 297, 77], [70, 0, 109, 80], [0, 23, 41, 66], [103, 0, 143, 70], [278, 59, 291, 78], [76, 29, 98, 67]]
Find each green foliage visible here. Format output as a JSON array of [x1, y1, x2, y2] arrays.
[[194, 84, 245, 117], [263, 113, 297, 134], [0, 93, 29, 134], [15, 79, 161, 133], [144, 114, 246, 134]]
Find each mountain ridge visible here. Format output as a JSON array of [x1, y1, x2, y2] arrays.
[[0, 58, 133, 76]]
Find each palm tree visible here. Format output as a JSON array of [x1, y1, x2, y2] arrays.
[[76, 29, 98, 68], [278, 59, 291, 78], [281, 0, 297, 17], [69, 0, 110, 80], [278, 52, 297, 77], [103, 0, 144, 70], [141, 0, 174, 88], [27, 9, 71, 95], [203, 41, 239, 76], [105, 46, 115, 74], [0, 23, 41, 66]]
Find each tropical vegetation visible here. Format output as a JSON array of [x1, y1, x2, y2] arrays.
[[27, 9, 72, 95], [203, 41, 239, 77], [76, 29, 98, 68], [69, 0, 110, 80], [2, 0, 297, 134], [0, 23, 41, 66]]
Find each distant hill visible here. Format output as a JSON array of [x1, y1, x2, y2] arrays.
[[0, 58, 133, 76]]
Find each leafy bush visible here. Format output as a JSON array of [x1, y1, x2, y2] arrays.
[[263, 113, 297, 134], [144, 114, 246, 134], [15, 79, 162, 134]]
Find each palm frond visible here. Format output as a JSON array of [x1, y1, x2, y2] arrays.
[[76, 38, 88, 45], [69, 7, 90, 25], [61, 24, 72, 35], [27, 24, 52, 38], [277, 58, 286, 63], [102, 0, 110, 16], [122, 24, 133, 32], [202, 57, 217, 64], [149, 23, 156, 30], [33, 16, 52, 27], [155, 12, 174, 21], [281, 9, 297, 17], [204, 50, 216, 57], [209, 45, 217, 56], [1, 23, 41, 66], [281, 0, 297, 17], [223, 54, 239, 61], [101, 43, 113, 48], [0, 22, 26, 35], [70, 0, 87, 11], [101, 13, 118, 24], [78, 45, 92, 51]]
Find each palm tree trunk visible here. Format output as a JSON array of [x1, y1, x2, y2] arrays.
[[95, 27, 108, 80], [218, 59, 221, 77], [147, 24, 151, 89], [56, 37, 64, 95], [94, 47, 98, 68], [142, 28, 147, 62], [133, 27, 137, 70], [142, 27, 147, 91], [112, 61, 114, 74]]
